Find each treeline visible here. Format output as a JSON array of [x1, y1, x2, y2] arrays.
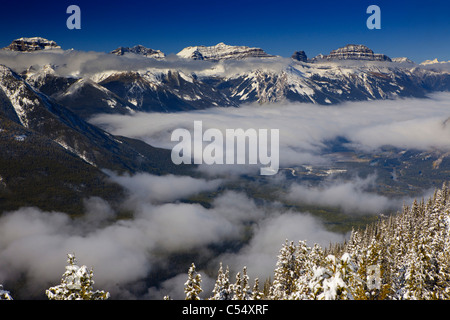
[[182, 183, 450, 300]]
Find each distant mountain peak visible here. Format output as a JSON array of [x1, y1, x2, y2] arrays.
[[421, 58, 440, 65], [110, 45, 165, 59], [392, 57, 414, 64], [291, 50, 308, 62], [313, 44, 391, 62], [176, 42, 275, 61], [2, 37, 61, 52], [420, 58, 450, 65]]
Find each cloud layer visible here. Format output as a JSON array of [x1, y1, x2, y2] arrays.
[[92, 92, 450, 173], [284, 175, 427, 214], [0, 180, 342, 299], [2, 91, 450, 299], [0, 49, 291, 80]]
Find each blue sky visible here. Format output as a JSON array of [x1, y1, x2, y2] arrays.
[[1, 0, 450, 63]]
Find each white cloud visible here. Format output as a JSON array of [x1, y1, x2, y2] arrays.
[[0, 170, 351, 299], [0, 49, 284, 79], [284, 175, 423, 214], [91, 92, 450, 173], [107, 171, 222, 204]]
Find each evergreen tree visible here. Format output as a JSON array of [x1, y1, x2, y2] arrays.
[[0, 284, 13, 300], [291, 241, 316, 299], [252, 278, 263, 300], [346, 229, 363, 262], [230, 267, 252, 300], [309, 254, 355, 300], [184, 263, 202, 300], [46, 253, 109, 300], [240, 266, 251, 300], [262, 278, 272, 298], [271, 240, 299, 299], [211, 263, 232, 300], [352, 238, 390, 299]]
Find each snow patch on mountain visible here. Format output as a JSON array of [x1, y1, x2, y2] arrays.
[[55, 138, 96, 166], [0, 65, 37, 127]]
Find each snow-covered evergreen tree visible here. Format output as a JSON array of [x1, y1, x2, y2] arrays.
[[46, 254, 109, 300], [211, 263, 232, 300], [271, 240, 299, 299], [290, 241, 316, 299], [251, 278, 263, 300], [0, 285, 13, 300], [231, 270, 243, 300], [309, 254, 355, 300], [241, 267, 252, 300], [184, 263, 202, 300], [231, 266, 252, 300], [352, 237, 391, 300]]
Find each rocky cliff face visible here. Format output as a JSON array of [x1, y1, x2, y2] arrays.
[[313, 44, 391, 62], [291, 51, 308, 62], [176, 42, 275, 61], [110, 45, 165, 59], [2, 37, 61, 52]]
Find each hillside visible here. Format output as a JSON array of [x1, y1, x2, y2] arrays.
[[184, 183, 450, 300]]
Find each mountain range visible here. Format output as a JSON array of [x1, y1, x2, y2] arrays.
[[4, 37, 450, 113], [1, 36, 450, 212]]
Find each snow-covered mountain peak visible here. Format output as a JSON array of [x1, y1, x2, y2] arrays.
[[312, 44, 391, 62], [110, 45, 165, 59], [2, 37, 61, 52], [392, 57, 414, 64], [420, 58, 450, 65], [176, 42, 275, 61]]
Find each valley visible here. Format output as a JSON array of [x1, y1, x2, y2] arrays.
[[1, 37, 449, 231], [1, 36, 450, 299]]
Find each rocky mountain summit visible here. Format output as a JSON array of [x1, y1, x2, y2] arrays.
[[176, 42, 275, 61], [291, 51, 308, 62], [313, 44, 391, 62], [110, 45, 165, 59], [2, 37, 61, 52]]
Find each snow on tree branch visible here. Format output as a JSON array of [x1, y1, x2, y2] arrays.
[[46, 253, 110, 300]]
